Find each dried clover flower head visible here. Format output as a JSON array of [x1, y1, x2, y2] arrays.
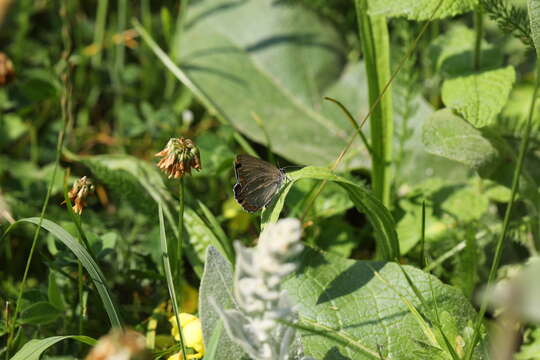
[[0, 52, 15, 86], [155, 137, 201, 179], [67, 176, 94, 215], [85, 329, 150, 360]]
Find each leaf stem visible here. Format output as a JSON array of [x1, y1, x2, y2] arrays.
[[178, 178, 185, 280]]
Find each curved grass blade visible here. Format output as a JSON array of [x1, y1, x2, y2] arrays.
[[262, 166, 399, 260], [2, 218, 123, 328], [10, 335, 95, 360]]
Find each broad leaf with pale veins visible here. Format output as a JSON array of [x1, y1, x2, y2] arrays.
[[283, 248, 487, 359], [368, 0, 478, 20], [442, 66, 516, 128]]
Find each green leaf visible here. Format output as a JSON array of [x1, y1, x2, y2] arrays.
[[19, 302, 62, 325], [368, 0, 478, 20], [499, 84, 540, 141], [422, 109, 498, 170], [529, 0, 540, 58], [199, 247, 248, 360], [183, 208, 221, 276], [4, 218, 123, 328], [287, 180, 354, 218], [283, 248, 486, 359], [397, 178, 491, 254], [197, 201, 235, 264], [516, 327, 540, 359], [10, 336, 96, 360], [166, 0, 369, 168], [441, 67, 516, 128], [47, 271, 65, 311], [262, 166, 399, 260], [430, 25, 502, 77]]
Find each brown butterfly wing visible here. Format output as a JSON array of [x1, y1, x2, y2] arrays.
[[233, 154, 285, 212]]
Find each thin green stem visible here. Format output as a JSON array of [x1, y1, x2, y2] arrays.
[[92, 0, 108, 67], [420, 200, 426, 269], [165, 0, 190, 99], [465, 62, 540, 360], [113, 0, 127, 146], [6, 6, 72, 354], [474, 7, 484, 71], [158, 204, 188, 360], [78, 261, 84, 337], [178, 179, 185, 273]]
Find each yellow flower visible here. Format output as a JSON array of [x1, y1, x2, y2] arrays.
[[169, 313, 205, 359]]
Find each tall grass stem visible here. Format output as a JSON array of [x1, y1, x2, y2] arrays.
[[465, 61, 540, 360]]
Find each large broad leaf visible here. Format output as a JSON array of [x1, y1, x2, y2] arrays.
[[10, 336, 95, 360], [422, 109, 499, 170], [178, 0, 366, 167], [199, 247, 248, 360], [284, 248, 487, 359], [262, 166, 399, 261], [442, 66, 516, 128], [368, 0, 478, 20]]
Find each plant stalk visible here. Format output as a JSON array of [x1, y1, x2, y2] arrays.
[[355, 0, 394, 209], [474, 7, 484, 70]]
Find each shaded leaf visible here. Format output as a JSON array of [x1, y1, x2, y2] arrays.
[[47, 271, 65, 311], [422, 109, 498, 170], [430, 26, 502, 77], [176, 0, 368, 167], [19, 302, 62, 325]]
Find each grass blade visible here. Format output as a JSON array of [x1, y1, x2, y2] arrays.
[[2, 218, 123, 328], [263, 166, 399, 260], [158, 203, 188, 359], [10, 335, 96, 360]]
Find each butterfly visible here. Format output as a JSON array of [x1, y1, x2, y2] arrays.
[[233, 154, 286, 213]]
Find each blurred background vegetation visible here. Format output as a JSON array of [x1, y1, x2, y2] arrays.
[[1, 0, 540, 357]]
